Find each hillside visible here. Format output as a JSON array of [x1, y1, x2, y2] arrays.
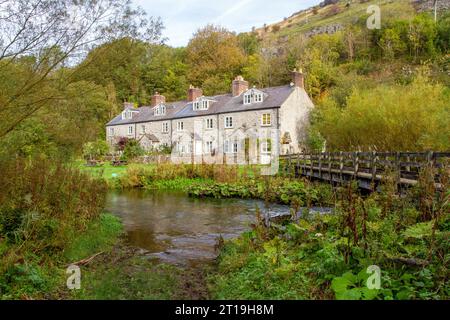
[[253, 0, 443, 43]]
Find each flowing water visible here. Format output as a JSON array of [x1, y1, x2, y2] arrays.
[[106, 189, 330, 266]]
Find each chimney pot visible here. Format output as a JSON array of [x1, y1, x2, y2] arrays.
[[292, 69, 304, 88], [151, 92, 166, 107], [232, 75, 249, 97], [188, 85, 203, 102]]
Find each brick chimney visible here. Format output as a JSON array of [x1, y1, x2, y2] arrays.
[[123, 102, 134, 109], [151, 92, 166, 107], [188, 85, 203, 102], [232, 75, 248, 97], [291, 68, 304, 88]]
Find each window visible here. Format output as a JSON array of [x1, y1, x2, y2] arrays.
[[224, 140, 238, 153], [154, 104, 166, 116], [141, 125, 146, 134], [261, 113, 271, 126], [206, 118, 214, 129], [224, 116, 233, 128], [261, 139, 272, 154], [193, 98, 210, 111], [128, 125, 133, 135], [205, 141, 213, 154], [162, 122, 169, 133], [243, 89, 264, 105], [233, 141, 238, 153], [108, 127, 114, 136], [177, 121, 184, 131]]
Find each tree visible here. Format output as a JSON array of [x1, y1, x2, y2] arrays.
[[0, 0, 163, 139], [186, 25, 246, 95], [122, 139, 144, 160], [314, 73, 450, 151], [83, 140, 110, 160]]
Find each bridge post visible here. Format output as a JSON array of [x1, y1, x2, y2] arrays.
[[371, 151, 377, 191], [354, 152, 360, 180], [318, 153, 322, 179], [395, 152, 401, 191], [328, 153, 332, 182], [339, 151, 344, 184]]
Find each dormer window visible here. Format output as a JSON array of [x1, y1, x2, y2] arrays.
[[193, 96, 213, 111], [243, 88, 264, 105], [154, 103, 166, 116], [122, 109, 137, 120]]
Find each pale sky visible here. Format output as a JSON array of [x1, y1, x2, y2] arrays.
[[134, 0, 320, 47]]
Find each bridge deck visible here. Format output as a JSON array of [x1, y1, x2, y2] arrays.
[[279, 151, 449, 190]]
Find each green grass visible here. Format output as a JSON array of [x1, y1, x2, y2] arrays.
[[72, 259, 185, 300], [144, 177, 214, 191], [64, 214, 123, 263], [74, 160, 145, 181]]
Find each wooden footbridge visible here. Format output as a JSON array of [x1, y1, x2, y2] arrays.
[[279, 151, 449, 190]]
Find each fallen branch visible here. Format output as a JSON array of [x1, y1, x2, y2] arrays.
[[67, 251, 104, 267], [386, 257, 429, 267]]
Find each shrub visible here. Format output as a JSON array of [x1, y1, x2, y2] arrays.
[[122, 139, 144, 161]]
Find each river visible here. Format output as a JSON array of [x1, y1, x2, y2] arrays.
[[106, 189, 330, 266]]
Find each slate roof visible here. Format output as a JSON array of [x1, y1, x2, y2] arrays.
[[106, 85, 294, 126]]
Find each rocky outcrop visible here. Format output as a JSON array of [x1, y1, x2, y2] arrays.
[[413, 0, 450, 12], [304, 23, 344, 37]]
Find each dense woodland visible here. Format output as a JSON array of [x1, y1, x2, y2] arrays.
[[0, 0, 449, 300]]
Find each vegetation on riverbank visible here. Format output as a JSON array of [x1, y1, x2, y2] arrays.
[[188, 178, 334, 207], [79, 162, 262, 190], [209, 171, 449, 300], [0, 157, 119, 299]]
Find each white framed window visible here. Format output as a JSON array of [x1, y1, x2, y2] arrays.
[[261, 113, 272, 126], [108, 127, 114, 136], [233, 141, 238, 153], [127, 125, 133, 135], [122, 110, 137, 120], [154, 103, 166, 116], [261, 139, 272, 154], [224, 140, 238, 153], [206, 118, 214, 129], [177, 121, 184, 131], [243, 89, 264, 105], [224, 116, 233, 128], [205, 141, 213, 154], [162, 122, 169, 133], [141, 125, 146, 134], [193, 98, 210, 111]]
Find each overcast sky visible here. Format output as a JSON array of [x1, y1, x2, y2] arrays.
[[134, 0, 320, 47]]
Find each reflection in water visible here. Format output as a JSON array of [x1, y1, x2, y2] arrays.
[[105, 189, 290, 265]]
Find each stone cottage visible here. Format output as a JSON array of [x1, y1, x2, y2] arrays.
[[106, 70, 314, 164]]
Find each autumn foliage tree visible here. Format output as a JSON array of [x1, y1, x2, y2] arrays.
[[186, 25, 246, 95]]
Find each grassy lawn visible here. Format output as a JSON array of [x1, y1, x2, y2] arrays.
[[74, 160, 154, 181]]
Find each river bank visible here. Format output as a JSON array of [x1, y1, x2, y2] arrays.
[[2, 160, 447, 299]]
